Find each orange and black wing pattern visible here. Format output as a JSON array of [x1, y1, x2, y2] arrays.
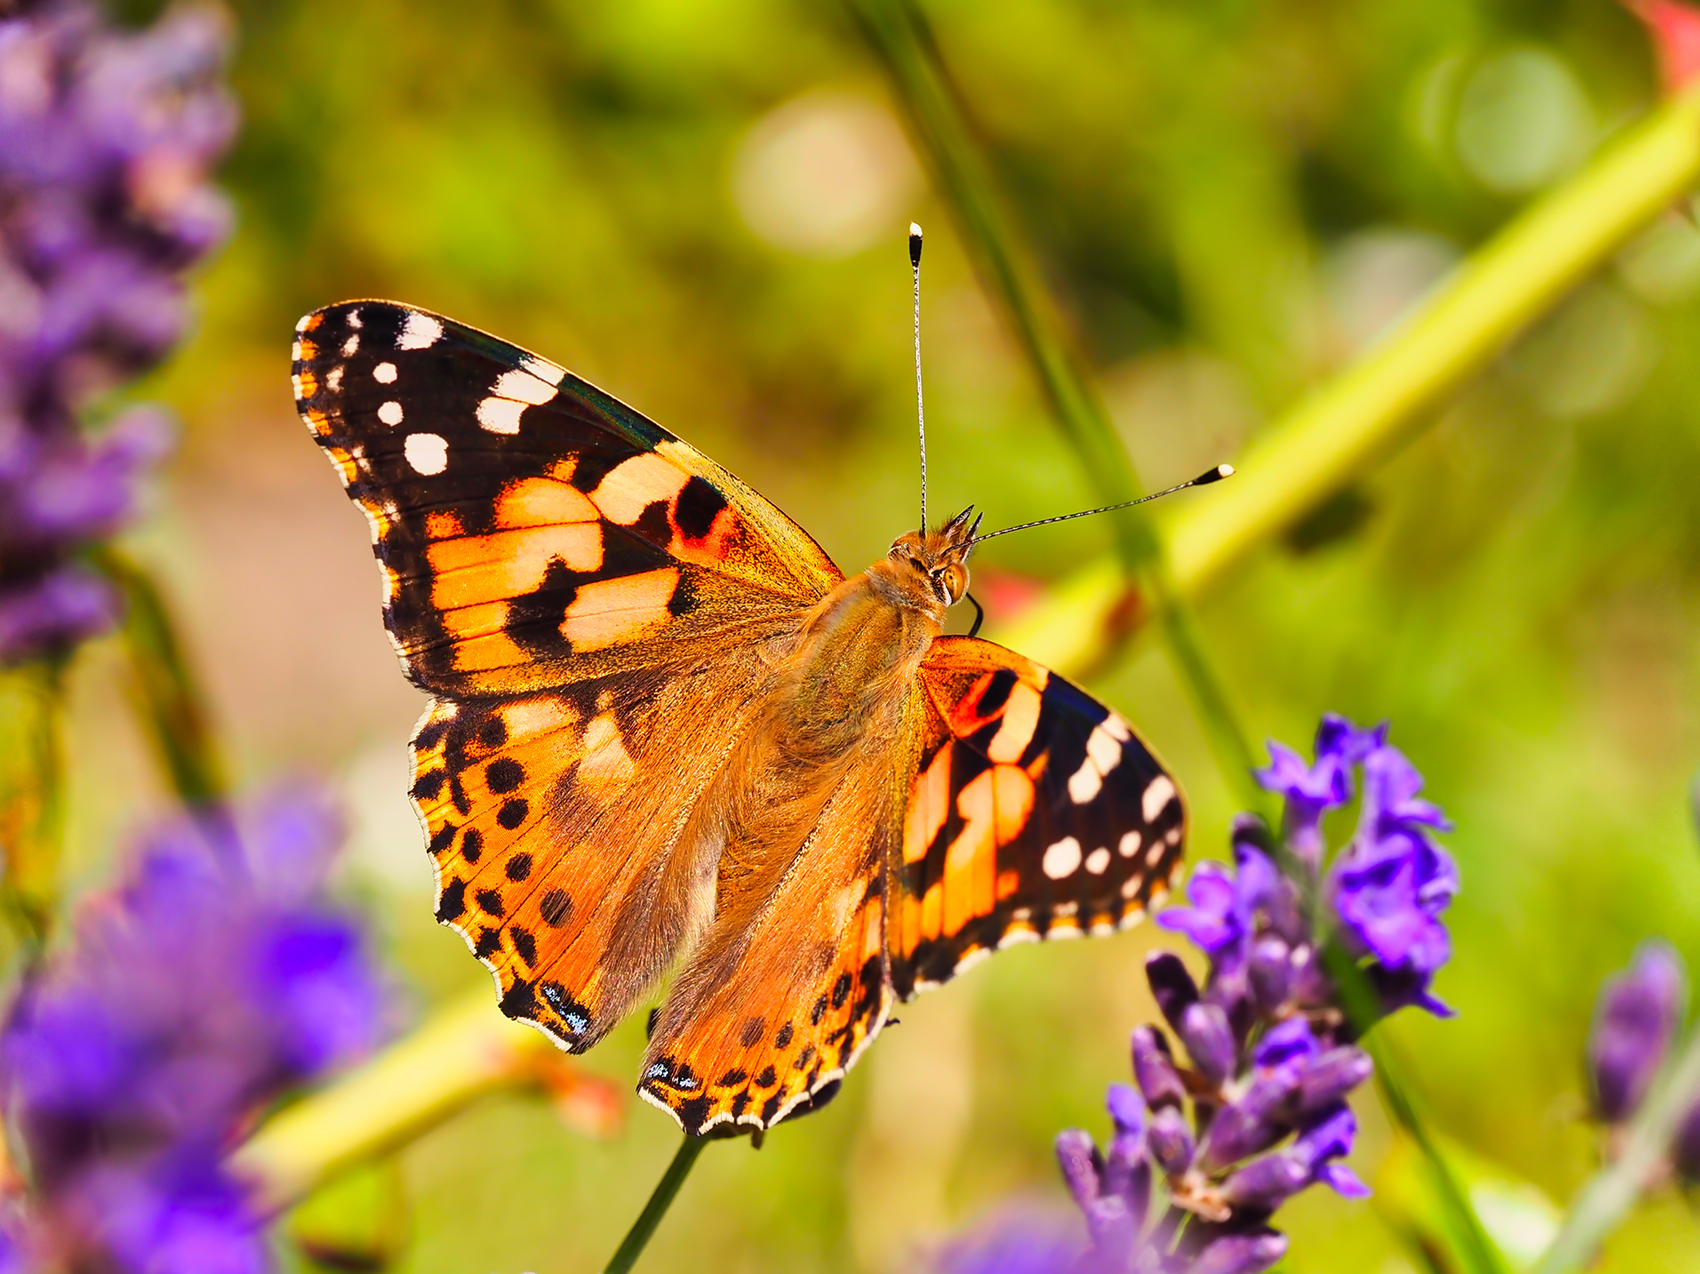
[[293, 301, 842, 698], [637, 774, 897, 1136], [890, 636, 1187, 997]]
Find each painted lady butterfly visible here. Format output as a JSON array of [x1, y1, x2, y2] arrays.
[[295, 273, 1195, 1137]]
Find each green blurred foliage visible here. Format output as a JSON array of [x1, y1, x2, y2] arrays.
[[59, 0, 1700, 1270]]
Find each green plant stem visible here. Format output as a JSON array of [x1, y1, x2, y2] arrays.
[[0, 657, 68, 944], [848, 0, 1261, 809], [999, 76, 1700, 677], [94, 548, 227, 805], [1529, 1022, 1700, 1274], [601, 1136, 706, 1274], [1369, 1034, 1513, 1274]]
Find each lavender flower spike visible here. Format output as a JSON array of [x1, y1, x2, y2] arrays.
[[938, 714, 1454, 1274], [0, 1, 235, 664], [0, 783, 385, 1271], [1589, 941, 1685, 1124]]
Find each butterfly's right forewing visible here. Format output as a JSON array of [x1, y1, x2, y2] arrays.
[[296, 301, 843, 1051]]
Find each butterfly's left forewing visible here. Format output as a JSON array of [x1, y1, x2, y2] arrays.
[[890, 636, 1186, 997]]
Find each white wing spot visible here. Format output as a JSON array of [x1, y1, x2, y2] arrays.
[[523, 355, 567, 385], [1086, 723, 1123, 777], [1085, 847, 1111, 875], [341, 334, 359, 356], [294, 314, 311, 333], [373, 361, 397, 384], [1146, 841, 1168, 868], [493, 368, 559, 405], [1067, 757, 1103, 804], [1142, 775, 1178, 822], [404, 432, 448, 475], [291, 338, 302, 360], [1165, 826, 1183, 847], [1119, 829, 1142, 858], [476, 397, 526, 435], [326, 365, 344, 392], [1121, 876, 1145, 899], [347, 308, 363, 328], [289, 373, 302, 399], [1102, 714, 1131, 741], [398, 312, 444, 350], [1042, 836, 1082, 880], [377, 401, 404, 426]]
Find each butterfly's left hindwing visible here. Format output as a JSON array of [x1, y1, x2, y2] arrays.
[[890, 636, 1186, 998], [294, 301, 842, 698]]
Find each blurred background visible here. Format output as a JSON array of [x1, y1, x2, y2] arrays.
[[55, 0, 1700, 1269]]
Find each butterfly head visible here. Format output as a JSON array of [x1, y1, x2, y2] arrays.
[[883, 505, 982, 612]]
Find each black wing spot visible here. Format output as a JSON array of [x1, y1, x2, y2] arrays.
[[505, 853, 533, 882], [511, 926, 536, 965], [475, 928, 501, 958], [478, 715, 508, 748], [476, 888, 505, 917], [739, 1017, 766, 1048], [499, 979, 538, 1020], [975, 667, 1018, 718], [717, 1068, 749, 1087], [427, 823, 455, 857], [755, 1066, 777, 1088], [831, 972, 852, 1010], [810, 995, 828, 1026], [674, 475, 727, 541], [792, 1044, 815, 1071], [773, 1021, 794, 1050], [486, 758, 526, 793], [679, 1096, 710, 1133], [412, 770, 446, 802], [497, 798, 528, 830], [460, 827, 483, 863], [540, 889, 573, 927], [436, 878, 467, 922]]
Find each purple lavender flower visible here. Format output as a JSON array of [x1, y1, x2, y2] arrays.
[[1010, 715, 1459, 1274], [0, 0, 234, 665], [0, 783, 384, 1272], [1588, 941, 1684, 1125]]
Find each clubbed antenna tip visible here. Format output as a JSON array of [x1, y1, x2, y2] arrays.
[[909, 222, 923, 268]]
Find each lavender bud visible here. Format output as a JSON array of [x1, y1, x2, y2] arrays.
[[1147, 1104, 1194, 1175], [1248, 936, 1292, 1014], [1130, 1026, 1185, 1110], [1589, 942, 1685, 1123], [1189, 1231, 1290, 1274], [1180, 1002, 1237, 1087], [1145, 952, 1201, 1033], [1296, 1047, 1373, 1115], [1081, 1194, 1135, 1256], [1055, 1128, 1103, 1210], [1222, 1152, 1309, 1210], [1198, 1076, 1295, 1171]]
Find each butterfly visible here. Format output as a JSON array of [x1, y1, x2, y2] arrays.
[[294, 270, 1199, 1138]]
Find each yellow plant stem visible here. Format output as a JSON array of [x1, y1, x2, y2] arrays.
[[233, 990, 567, 1213], [1000, 78, 1700, 674]]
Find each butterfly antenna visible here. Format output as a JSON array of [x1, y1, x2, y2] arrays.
[[911, 222, 927, 534], [966, 464, 1236, 546]]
